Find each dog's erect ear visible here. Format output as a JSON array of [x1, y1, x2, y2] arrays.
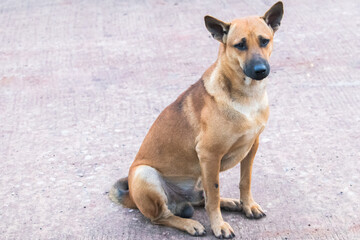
[[204, 16, 230, 44], [262, 1, 284, 33]]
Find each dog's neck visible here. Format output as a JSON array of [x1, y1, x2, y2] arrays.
[[203, 45, 268, 104]]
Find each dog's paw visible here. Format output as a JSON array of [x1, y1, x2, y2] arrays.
[[211, 221, 235, 239], [241, 200, 266, 219], [220, 198, 242, 212], [184, 219, 206, 236]]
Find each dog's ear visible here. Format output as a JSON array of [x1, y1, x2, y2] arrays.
[[262, 1, 283, 33], [204, 16, 230, 44]]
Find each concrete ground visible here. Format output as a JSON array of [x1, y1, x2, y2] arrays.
[[0, 0, 359, 239]]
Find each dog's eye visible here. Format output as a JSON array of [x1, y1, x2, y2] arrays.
[[234, 42, 247, 50], [260, 38, 270, 47]]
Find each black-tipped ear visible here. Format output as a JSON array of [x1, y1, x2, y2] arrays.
[[204, 15, 230, 43], [262, 1, 284, 33]]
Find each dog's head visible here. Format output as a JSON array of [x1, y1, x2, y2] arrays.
[[205, 1, 283, 80]]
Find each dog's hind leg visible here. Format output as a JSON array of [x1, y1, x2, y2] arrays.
[[220, 198, 242, 212], [155, 215, 206, 236], [128, 165, 206, 236], [192, 179, 241, 211], [192, 197, 241, 211]]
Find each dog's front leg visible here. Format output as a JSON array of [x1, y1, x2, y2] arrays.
[[197, 148, 235, 239], [240, 136, 266, 219]]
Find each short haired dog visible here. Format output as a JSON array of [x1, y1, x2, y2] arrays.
[[110, 2, 284, 238]]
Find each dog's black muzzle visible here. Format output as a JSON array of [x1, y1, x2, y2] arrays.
[[243, 56, 270, 81]]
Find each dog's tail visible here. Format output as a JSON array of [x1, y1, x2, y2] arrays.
[[109, 177, 137, 209]]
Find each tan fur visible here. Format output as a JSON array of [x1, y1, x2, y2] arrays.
[[110, 2, 283, 238]]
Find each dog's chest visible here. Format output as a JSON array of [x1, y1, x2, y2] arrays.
[[220, 97, 268, 171], [220, 122, 265, 171], [229, 91, 268, 119]]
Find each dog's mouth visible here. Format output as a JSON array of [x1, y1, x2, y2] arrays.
[[243, 58, 270, 81]]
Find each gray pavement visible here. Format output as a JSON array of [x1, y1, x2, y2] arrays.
[[0, 0, 359, 239]]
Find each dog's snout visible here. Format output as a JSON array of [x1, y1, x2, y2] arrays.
[[244, 57, 270, 81], [254, 64, 267, 75]]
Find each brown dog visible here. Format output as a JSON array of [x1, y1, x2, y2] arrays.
[[110, 2, 283, 238]]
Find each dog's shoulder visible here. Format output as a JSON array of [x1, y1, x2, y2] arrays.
[[173, 79, 209, 113]]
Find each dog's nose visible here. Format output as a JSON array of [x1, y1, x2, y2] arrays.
[[254, 64, 267, 76], [244, 57, 270, 80]]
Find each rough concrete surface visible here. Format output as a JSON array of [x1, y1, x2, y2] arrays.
[[0, 0, 359, 239]]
